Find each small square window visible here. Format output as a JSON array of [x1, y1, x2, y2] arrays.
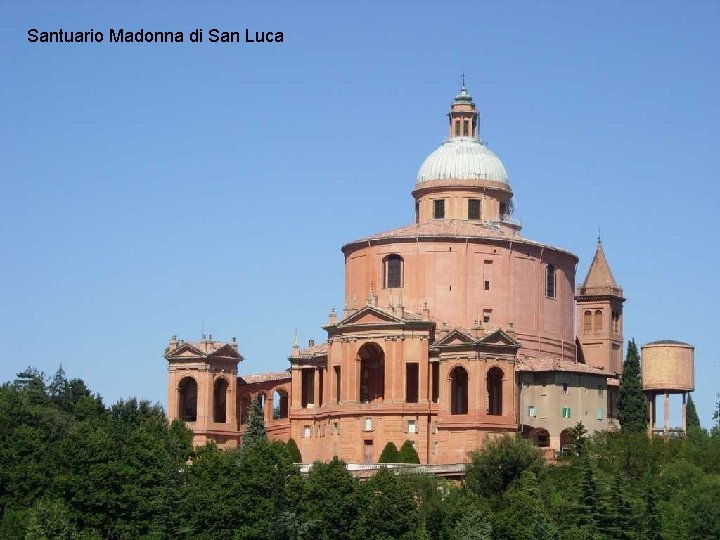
[[596, 408, 604, 420], [364, 417, 373, 431], [433, 199, 445, 219], [302, 425, 311, 438], [407, 420, 417, 434], [561, 407, 572, 419], [528, 405, 537, 417]]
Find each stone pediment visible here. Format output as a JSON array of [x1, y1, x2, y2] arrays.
[[478, 329, 520, 348], [434, 329, 478, 347], [337, 305, 406, 327], [165, 340, 243, 361]]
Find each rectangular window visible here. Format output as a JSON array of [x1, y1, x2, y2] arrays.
[[318, 369, 324, 407], [468, 199, 481, 220], [431, 362, 440, 403], [334, 366, 341, 404], [546, 265, 556, 298], [302, 425, 311, 438], [561, 406, 572, 418], [484, 280, 490, 291], [463, 120, 469, 136], [406, 363, 419, 403], [333, 421, 339, 435], [597, 385, 604, 397], [562, 383, 569, 395], [596, 408, 604, 420], [407, 420, 417, 434], [364, 417, 373, 431], [433, 199, 445, 219], [454, 121, 461, 136], [433, 442, 438, 454], [301, 370, 314, 408], [483, 309, 492, 324], [528, 405, 537, 417]]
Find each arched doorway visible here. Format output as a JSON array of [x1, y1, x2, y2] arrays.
[[487, 367, 503, 416], [273, 389, 288, 419], [530, 427, 551, 448], [178, 377, 198, 422], [560, 428, 574, 455], [450, 366, 469, 415], [359, 343, 385, 403], [213, 378, 228, 423]]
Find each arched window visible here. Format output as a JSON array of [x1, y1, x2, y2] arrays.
[[487, 367, 503, 416], [383, 255, 403, 289], [273, 389, 288, 419], [213, 378, 228, 423], [359, 343, 385, 403], [594, 309, 603, 332], [178, 377, 198, 422], [545, 264, 556, 298], [240, 396, 251, 424], [450, 366, 469, 415], [583, 310, 592, 333]]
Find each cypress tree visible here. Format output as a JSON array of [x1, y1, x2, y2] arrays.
[[242, 399, 266, 448], [378, 442, 400, 463], [399, 440, 420, 463], [285, 437, 302, 463], [686, 394, 700, 429], [618, 339, 647, 433]]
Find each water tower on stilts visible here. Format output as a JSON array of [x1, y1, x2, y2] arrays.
[[641, 340, 695, 437]]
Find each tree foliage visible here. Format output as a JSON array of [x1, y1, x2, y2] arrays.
[[399, 440, 420, 463], [2, 367, 720, 539], [464, 434, 545, 497], [378, 442, 400, 463], [686, 394, 701, 429], [618, 339, 647, 433], [243, 399, 266, 449], [285, 437, 302, 463]]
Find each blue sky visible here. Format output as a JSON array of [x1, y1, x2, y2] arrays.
[[1, 2, 718, 426]]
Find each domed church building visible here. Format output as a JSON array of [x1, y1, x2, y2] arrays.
[[165, 84, 624, 463]]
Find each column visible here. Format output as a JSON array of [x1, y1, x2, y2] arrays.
[[647, 393, 654, 436], [663, 391, 670, 433], [682, 392, 687, 433]]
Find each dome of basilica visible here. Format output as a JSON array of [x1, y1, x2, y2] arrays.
[[416, 136, 509, 185]]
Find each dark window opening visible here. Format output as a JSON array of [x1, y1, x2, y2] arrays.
[[594, 310, 603, 331], [213, 378, 228, 423], [434, 199, 445, 219], [431, 362, 440, 403], [359, 343, 385, 403], [450, 366, 469, 415], [499, 202, 507, 218], [318, 369, 324, 407], [463, 120, 469, 136], [487, 367, 503, 415], [384, 255, 403, 288], [546, 264, 556, 298], [334, 365, 341, 404], [484, 280, 490, 291], [301, 370, 315, 408], [583, 310, 592, 333], [406, 363, 419, 403], [468, 199, 481, 220], [415, 202, 419, 223], [179, 377, 198, 422], [454, 121, 461, 136]]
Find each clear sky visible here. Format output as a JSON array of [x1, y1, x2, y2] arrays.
[[1, 2, 718, 426]]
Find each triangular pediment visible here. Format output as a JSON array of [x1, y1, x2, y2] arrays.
[[207, 344, 243, 360], [338, 305, 405, 327], [478, 329, 520, 347], [167, 343, 204, 358], [435, 329, 478, 347]]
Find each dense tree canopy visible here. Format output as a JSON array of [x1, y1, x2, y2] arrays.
[[1, 367, 719, 539]]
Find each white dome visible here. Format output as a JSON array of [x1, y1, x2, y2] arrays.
[[416, 137, 509, 185]]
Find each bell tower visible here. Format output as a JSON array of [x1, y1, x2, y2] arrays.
[[576, 240, 625, 374]]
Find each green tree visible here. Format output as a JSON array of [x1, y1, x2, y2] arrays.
[[300, 457, 357, 540], [24, 498, 79, 540], [642, 472, 661, 540], [352, 467, 419, 540], [493, 471, 559, 540], [712, 393, 720, 435], [604, 470, 636, 540], [569, 421, 589, 456], [686, 394, 701, 429], [452, 508, 493, 540], [398, 440, 420, 464], [464, 435, 544, 497], [618, 339, 647, 433], [243, 399, 266, 449], [286, 437, 302, 463], [378, 442, 400, 463]]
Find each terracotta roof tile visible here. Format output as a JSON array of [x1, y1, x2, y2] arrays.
[[517, 357, 608, 376], [239, 371, 291, 385]]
